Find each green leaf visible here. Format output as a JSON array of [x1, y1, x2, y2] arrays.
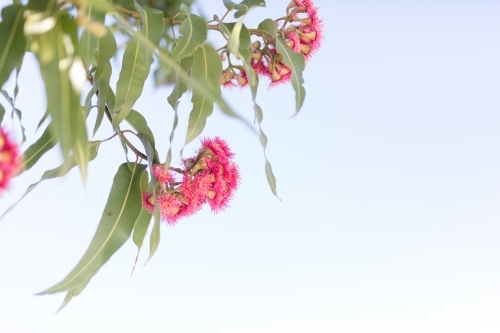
[[147, 204, 161, 263], [166, 56, 193, 167], [126, 110, 159, 164], [39, 162, 148, 294], [93, 29, 116, 135], [185, 45, 222, 145], [1, 89, 25, 142], [34, 14, 89, 181], [0, 104, 4, 123], [234, 0, 266, 18], [276, 36, 306, 114], [0, 141, 101, 222], [94, 63, 111, 135], [132, 209, 152, 250], [113, 4, 163, 127], [79, 4, 106, 68], [179, 3, 191, 16], [223, 0, 238, 10], [112, 13, 255, 134], [0, 5, 26, 88], [171, 14, 207, 60], [257, 18, 276, 37], [18, 124, 56, 174], [136, 133, 161, 264], [264, 158, 278, 197], [131, 208, 152, 274], [27, 0, 57, 13], [36, 109, 50, 131], [56, 280, 90, 313]]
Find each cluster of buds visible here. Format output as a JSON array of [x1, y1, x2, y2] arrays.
[[0, 128, 20, 193], [142, 137, 240, 224], [220, 67, 248, 89], [247, 0, 322, 86]]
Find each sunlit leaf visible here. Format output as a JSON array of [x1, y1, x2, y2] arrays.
[[171, 14, 207, 60], [185, 45, 222, 145], [0, 141, 101, 221], [39, 163, 148, 294], [0, 5, 26, 88], [113, 4, 163, 127], [34, 14, 89, 181], [276, 36, 306, 114]]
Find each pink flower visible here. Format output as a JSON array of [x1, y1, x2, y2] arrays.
[[151, 164, 174, 186], [0, 128, 21, 192], [289, 0, 323, 59]]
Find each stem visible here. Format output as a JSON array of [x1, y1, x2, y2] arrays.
[[112, 5, 183, 25]]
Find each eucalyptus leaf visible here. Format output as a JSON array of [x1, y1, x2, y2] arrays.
[[113, 4, 163, 127], [79, 3, 105, 68], [127, 110, 158, 163], [166, 56, 193, 167], [0, 5, 26, 88], [35, 14, 89, 182], [1, 90, 25, 142], [132, 209, 152, 250], [171, 14, 208, 60], [39, 163, 148, 294], [56, 280, 90, 313], [257, 18, 276, 37], [18, 124, 56, 175], [112, 14, 254, 133], [185, 45, 222, 145], [276, 36, 306, 114], [234, 0, 266, 18], [0, 104, 5, 124]]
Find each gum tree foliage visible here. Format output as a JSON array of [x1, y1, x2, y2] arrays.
[[0, 0, 312, 310]]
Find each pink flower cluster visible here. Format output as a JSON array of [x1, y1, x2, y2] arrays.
[[142, 137, 240, 224], [221, 0, 322, 88], [0, 128, 20, 192], [286, 0, 323, 60]]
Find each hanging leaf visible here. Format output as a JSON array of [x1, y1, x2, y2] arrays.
[[39, 163, 148, 294], [79, 3, 105, 69], [34, 14, 89, 182], [18, 124, 56, 175], [93, 62, 111, 135], [113, 3, 163, 127], [185, 45, 222, 145], [166, 56, 193, 167], [1, 89, 26, 142], [0, 104, 4, 124], [0, 141, 101, 222], [0, 5, 26, 88], [56, 280, 90, 313], [171, 14, 207, 60], [132, 209, 152, 250], [276, 36, 306, 114], [234, 0, 266, 18]]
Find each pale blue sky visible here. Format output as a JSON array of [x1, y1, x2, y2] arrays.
[[0, 0, 499, 332]]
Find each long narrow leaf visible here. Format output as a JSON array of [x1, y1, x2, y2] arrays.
[[0, 5, 26, 88], [113, 4, 163, 127], [39, 163, 148, 294]]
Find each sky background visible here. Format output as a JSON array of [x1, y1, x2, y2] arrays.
[[0, 0, 499, 332]]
